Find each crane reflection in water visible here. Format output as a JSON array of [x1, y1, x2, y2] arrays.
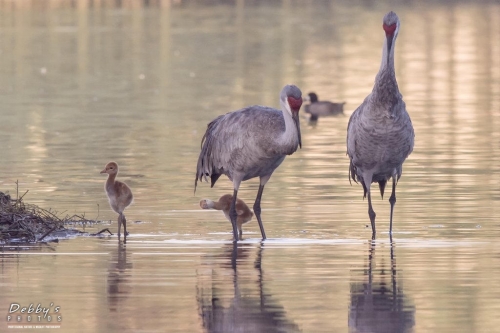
[[197, 242, 300, 333], [349, 241, 415, 333]]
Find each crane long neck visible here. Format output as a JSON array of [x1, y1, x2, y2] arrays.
[[372, 35, 399, 101], [279, 101, 300, 149]]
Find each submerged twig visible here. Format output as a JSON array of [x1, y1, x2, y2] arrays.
[[38, 225, 58, 242], [92, 228, 113, 236]]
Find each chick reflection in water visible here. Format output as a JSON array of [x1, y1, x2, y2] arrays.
[[197, 243, 300, 332], [349, 242, 415, 333], [200, 194, 253, 240], [107, 243, 132, 314], [101, 162, 133, 239]]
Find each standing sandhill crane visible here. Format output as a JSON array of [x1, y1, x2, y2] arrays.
[[200, 194, 253, 240], [346, 11, 414, 237], [305, 92, 345, 121], [195, 85, 303, 241], [101, 162, 134, 238]]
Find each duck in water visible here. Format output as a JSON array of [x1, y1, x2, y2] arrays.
[[304, 92, 345, 121], [100, 162, 133, 238], [200, 194, 253, 241]]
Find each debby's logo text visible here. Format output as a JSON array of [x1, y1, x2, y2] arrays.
[[6, 303, 62, 323]]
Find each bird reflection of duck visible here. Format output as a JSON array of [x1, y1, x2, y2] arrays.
[[197, 242, 301, 332], [200, 194, 253, 241], [101, 162, 134, 239], [304, 92, 345, 121], [349, 241, 415, 333]]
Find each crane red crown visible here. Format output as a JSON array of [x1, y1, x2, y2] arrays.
[[383, 23, 397, 36], [287, 97, 303, 111]]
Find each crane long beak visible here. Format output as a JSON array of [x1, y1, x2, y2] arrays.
[[292, 111, 302, 149], [386, 35, 394, 64], [100, 169, 107, 174]]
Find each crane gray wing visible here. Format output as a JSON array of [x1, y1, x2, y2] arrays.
[[346, 103, 364, 185], [194, 106, 282, 192], [391, 110, 415, 180]]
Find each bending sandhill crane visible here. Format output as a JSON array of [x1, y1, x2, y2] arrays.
[[195, 84, 303, 241], [305, 92, 345, 121], [101, 162, 134, 238], [346, 11, 414, 237], [200, 194, 253, 240]]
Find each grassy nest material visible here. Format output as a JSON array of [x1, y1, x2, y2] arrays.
[[0, 186, 97, 244]]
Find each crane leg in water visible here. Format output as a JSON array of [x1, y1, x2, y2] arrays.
[[364, 178, 376, 238], [389, 176, 397, 234], [360, 172, 377, 237], [368, 193, 376, 238], [254, 175, 271, 240], [229, 189, 241, 242], [253, 185, 267, 240]]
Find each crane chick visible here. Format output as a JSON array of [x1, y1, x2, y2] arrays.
[[200, 194, 253, 241], [100, 161, 133, 238]]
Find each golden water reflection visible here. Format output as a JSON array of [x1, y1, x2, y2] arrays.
[[0, 0, 500, 332]]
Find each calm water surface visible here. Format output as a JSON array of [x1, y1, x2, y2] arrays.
[[1, 0, 500, 332]]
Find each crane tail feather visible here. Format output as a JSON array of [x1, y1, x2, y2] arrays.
[[196, 116, 225, 192], [349, 160, 358, 185], [378, 180, 387, 199], [210, 174, 221, 188]]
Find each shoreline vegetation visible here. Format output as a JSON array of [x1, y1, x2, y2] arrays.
[[0, 183, 108, 245]]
